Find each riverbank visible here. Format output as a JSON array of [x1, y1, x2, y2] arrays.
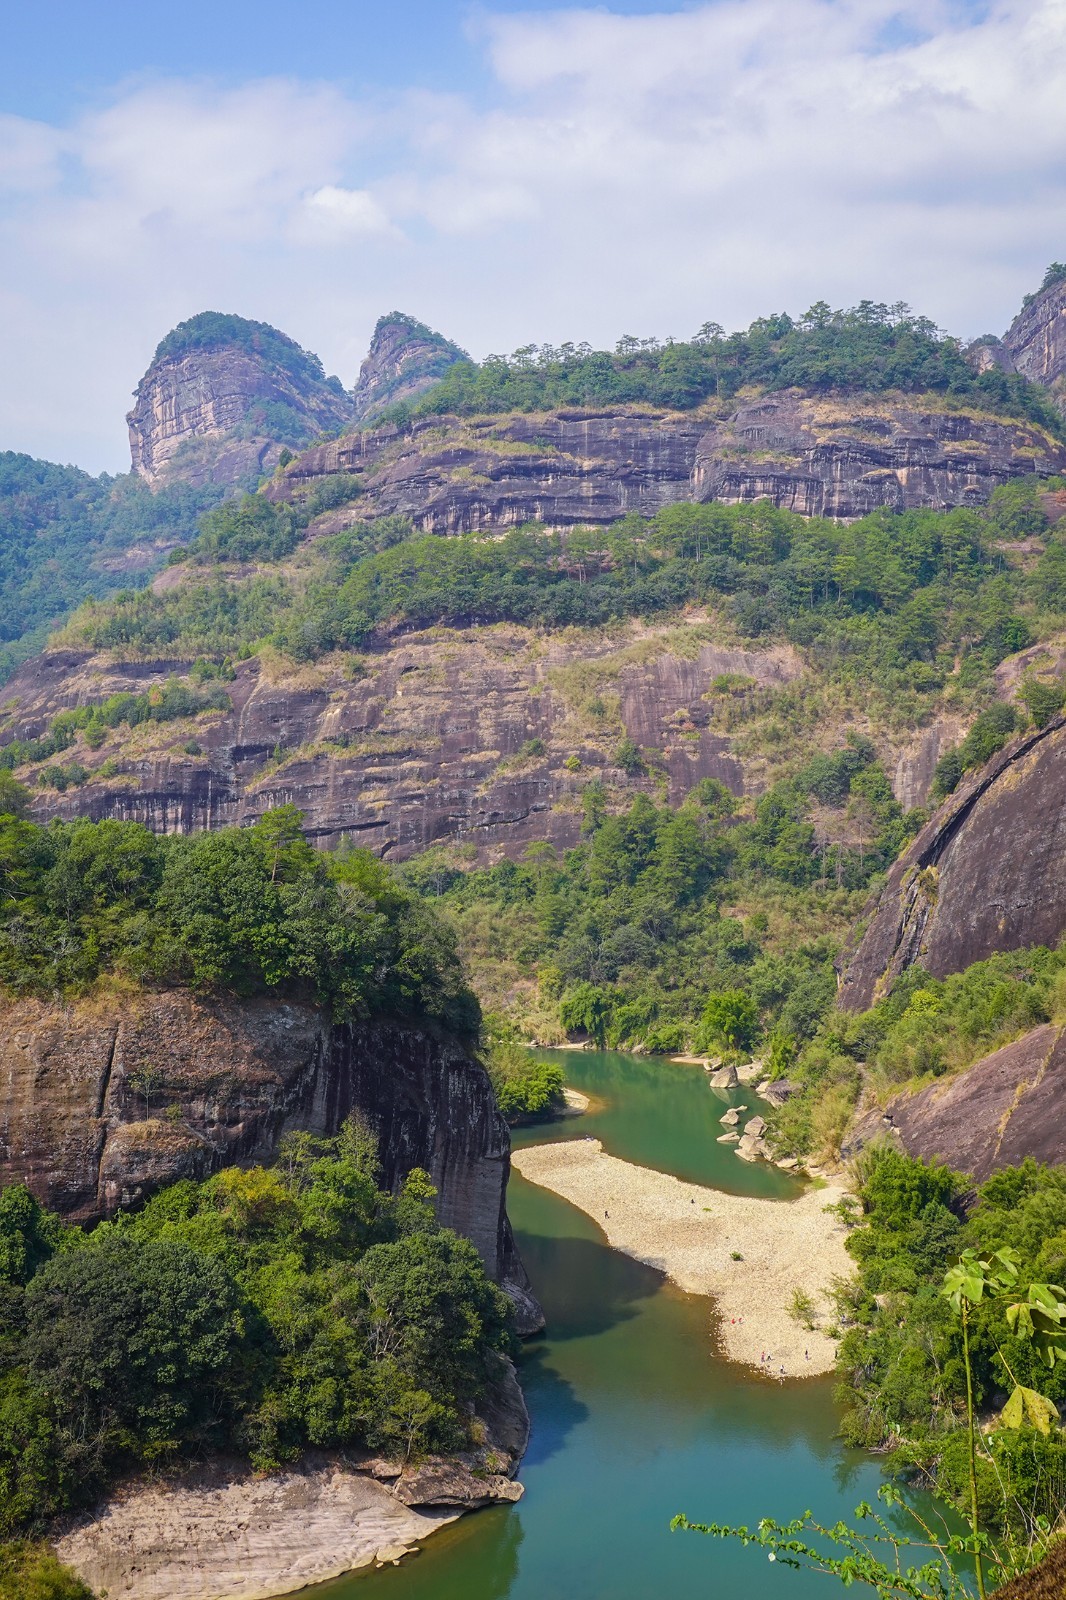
[[54, 1365, 528, 1600], [54, 1457, 460, 1600], [512, 1139, 852, 1375]]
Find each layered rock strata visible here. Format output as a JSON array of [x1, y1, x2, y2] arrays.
[[1004, 276, 1066, 392], [1, 624, 801, 859], [351, 312, 468, 424], [272, 393, 1066, 532], [838, 714, 1066, 1010], [128, 318, 352, 489], [0, 991, 540, 1327]]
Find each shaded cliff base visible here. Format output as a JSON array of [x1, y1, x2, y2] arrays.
[[55, 1364, 528, 1600], [845, 1022, 1066, 1182], [512, 1139, 851, 1375]]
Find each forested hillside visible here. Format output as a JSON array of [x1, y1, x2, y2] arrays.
[[378, 301, 1066, 436], [0, 454, 222, 680]]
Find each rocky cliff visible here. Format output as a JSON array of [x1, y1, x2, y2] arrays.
[[128, 313, 353, 489], [0, 990, 540, 1328], [351, 313, 468, 424], [0, 622, 807, 858], [273, 393, 1066, 533], [846, 1023, 1066, 1181], [1003, 273, 1066, 393], [839, 713, 1066, 1010]]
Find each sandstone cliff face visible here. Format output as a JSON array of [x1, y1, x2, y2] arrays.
[[274, 394, 1066, 533], [2, 622, 804, 858], [128, 317, 353, 489], [0, 990, 538, 1323], [839, 714, 1066, 1010], [1004, 277, 1066, 393], [846, 1024, 1066, 1181], [351, 313, 468, 425]]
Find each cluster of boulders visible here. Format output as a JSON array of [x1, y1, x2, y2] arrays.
[[704, 1057, 800, 1170]]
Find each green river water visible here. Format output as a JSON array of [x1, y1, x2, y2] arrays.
[[309, 1051, 901, 1600]]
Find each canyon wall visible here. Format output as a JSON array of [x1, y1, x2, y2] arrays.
[[2, 623, 804, 858], [846, 1023, 1066, 1181], [0, 990, 540, 1328], [839, 713, 1066, 1010], [1004, 275, 1066, 392], [272, 393, 1066, 534]]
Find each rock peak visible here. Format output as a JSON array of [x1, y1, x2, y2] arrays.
[[128, 311, 352, 490], [1003, 264, 1066, 393], [351, 311, 468, 424]]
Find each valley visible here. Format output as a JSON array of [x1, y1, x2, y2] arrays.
[[4, 268, 1066, 1598]]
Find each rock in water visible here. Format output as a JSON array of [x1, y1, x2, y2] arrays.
[[127, 312, 353, 488]]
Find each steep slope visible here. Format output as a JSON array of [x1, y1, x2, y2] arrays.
[[0, 453, 221, 680], [839, 713, 1066, 1009], [0, 989, 539, 1328], [128, 312, 353, 489], [0, 623, 797, 856], [849, 1023, 1066, 1180], [351, 312, 468, 424], [275, 393, 1066, 532], [1004, 267, 1066, 394]]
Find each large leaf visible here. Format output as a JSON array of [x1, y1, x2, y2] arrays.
[[1000, 1385, 1059, 1435]]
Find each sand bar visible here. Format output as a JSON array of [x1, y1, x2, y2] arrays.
[[512, 1138, 853, 1375]]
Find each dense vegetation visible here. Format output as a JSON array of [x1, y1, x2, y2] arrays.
[[837, 1148, 1066, 1546], [152, 311, 346, 398], [0, 454, 224, 681], [403, 757, 908, 1057], [486, 1041, 565, 1123], [0, 1130, 512, 1538], [377, 302, 1065, 437], [71, 481, 1066, 713], [0, 805, 477, 1034]]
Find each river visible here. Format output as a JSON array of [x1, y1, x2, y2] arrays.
[[308, 1050, 897, 1600]]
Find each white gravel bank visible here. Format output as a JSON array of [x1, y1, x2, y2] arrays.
[[512, 1138, 853, 1375]]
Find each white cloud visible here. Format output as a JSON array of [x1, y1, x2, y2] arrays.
[[300, 184, 398, 238], [2, 1, 1066, 472]]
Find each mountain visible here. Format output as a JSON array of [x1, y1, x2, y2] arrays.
[[0, 452, 221, 681], [351, 311, 469, 424], [127, 311, 354, 488]]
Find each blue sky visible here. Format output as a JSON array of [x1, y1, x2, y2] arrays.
[[3, 2, 690, 119], [1, 0, 1062, 472]]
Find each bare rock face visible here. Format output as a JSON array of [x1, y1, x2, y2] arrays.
[[54, 1358, 529, 1600], [274, 393, 1066, 532], [839, 715, 1066, 1010], [128, 313, 353, 489], [2, 623, 801, 860], [845, 1024, 1066, 1181], [1004, 275, 1066, 393], [351, 312, 468, 424], [0, 990, 540, 1326], [692, 394, 1064, 518]]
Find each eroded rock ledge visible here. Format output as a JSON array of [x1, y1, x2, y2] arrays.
[[55, 1361, 529, 1600]]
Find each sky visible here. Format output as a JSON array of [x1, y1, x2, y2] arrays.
[[1, 0, 1064, 474]]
